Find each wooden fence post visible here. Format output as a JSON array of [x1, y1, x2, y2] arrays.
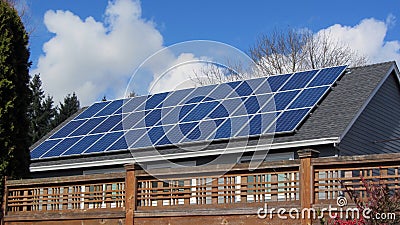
[[298, 149, 319, 225], [125, 164, 138, 225], [1, 176, 7, 225]]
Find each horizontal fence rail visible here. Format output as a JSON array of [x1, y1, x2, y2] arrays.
[[4, 173, 125, 213], [315, 164, 400, 203], [3, 152, 400, 225], [137, 170, 300, 208]]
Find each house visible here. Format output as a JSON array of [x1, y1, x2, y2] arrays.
[[29, 61, 400, 178]]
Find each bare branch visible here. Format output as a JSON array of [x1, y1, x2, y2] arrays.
[[192, 27, 367, 86]]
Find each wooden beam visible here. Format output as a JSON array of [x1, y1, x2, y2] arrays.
[[125, 164, 138, 225], [298, 149, 319, 225]]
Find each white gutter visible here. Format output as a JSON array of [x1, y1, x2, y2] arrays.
[[30, 137, 339, 172]]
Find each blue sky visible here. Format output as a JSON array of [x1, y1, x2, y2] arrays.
[[26, 0, 400, 105]]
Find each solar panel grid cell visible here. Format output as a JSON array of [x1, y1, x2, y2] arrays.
[[63, 134, 104, 156], [75, 101, 110, 120]]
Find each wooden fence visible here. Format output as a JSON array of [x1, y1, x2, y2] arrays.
[[2, 150, 400, 225]]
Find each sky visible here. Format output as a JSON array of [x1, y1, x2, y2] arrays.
[[23, 0, 400, 106]]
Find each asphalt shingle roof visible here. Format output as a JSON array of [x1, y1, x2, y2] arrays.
[[30, 61, 397, 168], [272, 61, 395, 143]]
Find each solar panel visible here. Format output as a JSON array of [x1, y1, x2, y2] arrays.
[[31, 65, 347, 159]]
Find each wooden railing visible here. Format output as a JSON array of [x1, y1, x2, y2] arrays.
[[4, 172, 125, 213], [313, 155, 400, 204], [136, 168, 299, 208], [3, 151, 400, 225]]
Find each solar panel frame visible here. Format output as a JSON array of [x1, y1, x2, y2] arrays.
[[31, 65, 348, 159]]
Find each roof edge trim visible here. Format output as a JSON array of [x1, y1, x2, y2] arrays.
[[30, 137, 339, 172]]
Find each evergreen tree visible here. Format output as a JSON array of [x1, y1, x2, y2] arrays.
[[0, 0, 31, 185], [53, 93, 80, 127], [28, 74, 55, 144], [128, 91, 136, 98]]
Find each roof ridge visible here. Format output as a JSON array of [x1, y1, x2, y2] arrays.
[[350, 61, 395, 69]]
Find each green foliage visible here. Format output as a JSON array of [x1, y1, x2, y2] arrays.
[[27, 74, 81, 145], [53, 92, 80, 128], [0, 0, 31, 210], [28, 74, 56, 144], [0, 0, 31, 179]]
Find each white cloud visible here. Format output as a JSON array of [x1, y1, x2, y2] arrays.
[[33, 0, 164, 105], [318, 16, 400, 65], [148, 53, 202, 94], [34, 0, 400, 107]]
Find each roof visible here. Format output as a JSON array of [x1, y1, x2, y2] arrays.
[[29, 61, 399, 171], [273, 61, 397, 143]]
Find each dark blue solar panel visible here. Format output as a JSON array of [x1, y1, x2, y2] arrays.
[[255, 94, 273, 113], [186, 119, 224, 142], [213, 118, 232, 139], [111, 120, 123, 132], [248, 114, 262, 135], [275, 108, 310, 132], [144, 109, 162, 127], [289, 86, 329, 109], [209, 103, 230, 119], [308, 66, 346, 87], [182, 101, 219, 122], [69, 117, 106, 136], [145, 92, 169, 110], [31, 139, 61, 159], [178, 104, 196, 120], [85, 132, 123, 153], [208, 84, 237, 99], [90, 115, 123, 134], [281, 70, 318, 91], [252, 79, 271, 95], [63, 134, 104, 156], [33, 66, 345, 159], [228, 81, 254, 98], [178, 122, 198, 137], [50, 119, 87, 139], [114, 99, 130, 114], [244, 77, 264, 93], [243, 96, 260, 114], [75, 102, 109, 120], [126, 129, 147, 148], [267, 74, 291, 92], [160, 88, 194, 108], [181, 85, 217, 104], [122, 96, 147, 113], [148, 126, 173, 144], [107, 135, 129, 151], [121, 112, 144, 130], [273, 90, 300, 110], [130, 130, 153, 149], [226, 80, 241, 89], [94, 99, 123, 117], [42, 137, 82, 158]]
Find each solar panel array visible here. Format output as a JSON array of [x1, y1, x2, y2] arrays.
[[31, 65, 347, 159]]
